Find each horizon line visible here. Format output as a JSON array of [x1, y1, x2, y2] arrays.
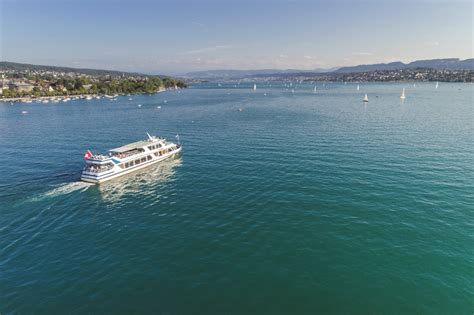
[[1, 57, 472, 76]]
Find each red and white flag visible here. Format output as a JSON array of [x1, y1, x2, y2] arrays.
[[83, 150, 92, 160]]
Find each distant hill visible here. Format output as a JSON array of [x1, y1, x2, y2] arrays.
[[0, 61, 168, 78], [184, 68, 334, 80], [335, 58, 474, 73], [184, 58, 473, 80]]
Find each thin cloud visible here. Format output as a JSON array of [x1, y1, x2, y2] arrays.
[[180, 45, 232, 55], [352, 52, 373, 56], [191, 21, 206, 27], [424, 41, 440, 46], [279, 54, 289, 58]]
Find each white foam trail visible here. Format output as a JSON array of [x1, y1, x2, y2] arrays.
[[44, 181, 93, 197], [30, 181, 93, 202]]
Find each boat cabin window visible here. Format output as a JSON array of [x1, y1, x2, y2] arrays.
[[147, 155, 152, 161]]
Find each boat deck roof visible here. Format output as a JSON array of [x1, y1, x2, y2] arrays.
[[109, 140, 154, 153]]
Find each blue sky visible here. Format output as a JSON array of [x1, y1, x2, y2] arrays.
[[0, 0, 472, 74]]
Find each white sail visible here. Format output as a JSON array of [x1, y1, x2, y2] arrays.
[[363, 94, 369, 102], [313, 86, 317, 93], [253, 84, 257, 91], [436, 81, 439, 88], [400, 88, 406, 99], [357, 84, 360, 91]]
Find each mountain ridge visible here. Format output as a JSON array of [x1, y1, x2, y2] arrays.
[[335, 58, 473, 73], [185, 58, 473, 79]]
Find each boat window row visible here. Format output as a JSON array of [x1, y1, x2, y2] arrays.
[[147, 143, 163, 151], [84, 163, 114, 173], [153, 146, 179, 157], [122, 155, 152, 169], [153, 150, 167, 157]]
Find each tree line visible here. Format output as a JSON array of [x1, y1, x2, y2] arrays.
[[2, 74, 187, 98]]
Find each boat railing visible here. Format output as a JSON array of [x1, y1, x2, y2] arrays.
[[84, 163, 114, 173], [90, 154, 108, 160]]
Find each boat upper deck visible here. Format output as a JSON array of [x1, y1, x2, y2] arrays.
[[109, 138, 164, 153]]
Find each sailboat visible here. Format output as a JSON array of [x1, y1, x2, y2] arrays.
[[436, 81, 439, 89], [253, 84, 257, 91], [400, 88, 406, 99], [357, 84, 360, 91], [313, 86, 317, 93], [363, 94, 369, 102]]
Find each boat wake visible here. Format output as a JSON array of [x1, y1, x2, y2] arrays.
[[30, 181, 93, 202]]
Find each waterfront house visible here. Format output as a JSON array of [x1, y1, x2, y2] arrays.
[[9, 82, 35, 93]]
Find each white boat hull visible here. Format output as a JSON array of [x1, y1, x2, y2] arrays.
[[81, 147, 181, 184]]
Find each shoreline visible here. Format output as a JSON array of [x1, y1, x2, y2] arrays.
[[0, 87, 177, 103]]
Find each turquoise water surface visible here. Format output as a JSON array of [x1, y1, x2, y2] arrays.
[[1, 82, 473, 314]]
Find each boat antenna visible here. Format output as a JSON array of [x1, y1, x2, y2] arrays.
[[146, 132, 153, 140]]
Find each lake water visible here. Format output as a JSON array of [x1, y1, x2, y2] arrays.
[[1, 82, 473, 314]]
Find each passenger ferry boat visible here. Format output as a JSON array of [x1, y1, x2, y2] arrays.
[[81, 133, 182, 184]]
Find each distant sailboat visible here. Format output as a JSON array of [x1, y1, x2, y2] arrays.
[[253, 84, 257, 91], [436, 81, 439, 89], [357, 84, 360, 91], [313, 86, 317, 93], [400, 88, 406, 99], [363, 94, 369, 102]]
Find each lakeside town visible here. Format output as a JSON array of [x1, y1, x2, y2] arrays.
[[246, 68, 473, 83], [308, 68, 472, 83], [0, 63, 187, 102]]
